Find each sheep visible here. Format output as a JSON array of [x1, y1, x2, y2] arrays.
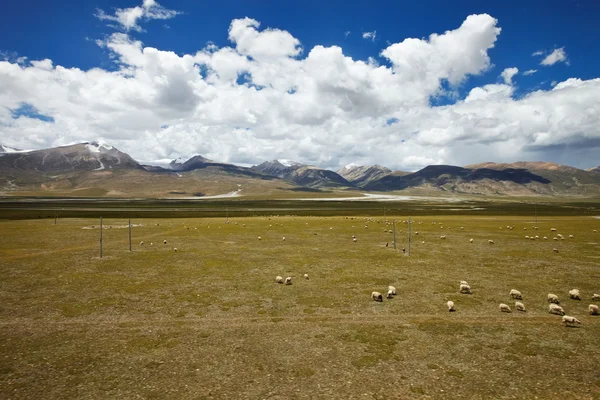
[[282, 237, 286, 241], [386, 290, 394, 299], [372, 291, 383, 302], [510, 289, 523, 300], [547, 293, 560, 304], [285, 277, 292, 285], [488, 240, 495, 244], [525, 236, 530, 239], [150, 242, 153, 246], [304, 274, 309, 280], [553, 237, 558, 241], [447, 301, 455, 312], [569, 289, 581, 300], [469, 238, 474, 243], [460, 284, 472, 294], [592, 294, 600, 301], [388, 286, 397, 296], [353, 237, 357, 242], [440, 235, 446, 240], [515, 301, 526, 312], [550, 228, 557, 232], [562, 315, 581, 327], [140, 241, 144, 246], [173, 248, 177, 252], [549, 304, 565, 315], [543, 237, 548, 240], [275, 276, 284, 284], [589, 304, 599, 315], [460, 280, 469, 286], [258, 236, 262, 240], [163, 240, 167, 244], [568, 234, 574, 238], [499, 303, 512, 313], [594, 230, 597, 233], [553, 248, 559, 253]]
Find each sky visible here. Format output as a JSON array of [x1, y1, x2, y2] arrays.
[[1, 0, 599, 171]]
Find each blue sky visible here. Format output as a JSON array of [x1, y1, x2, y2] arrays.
[[1, 0, 599, 169]]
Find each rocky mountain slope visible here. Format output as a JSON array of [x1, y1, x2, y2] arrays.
[[337, 164, 393, 187]]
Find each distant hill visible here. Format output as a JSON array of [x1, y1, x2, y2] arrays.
[[252, 160, 351, 188]]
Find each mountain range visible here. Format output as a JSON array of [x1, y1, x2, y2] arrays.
[[1, 142, 599, 198]]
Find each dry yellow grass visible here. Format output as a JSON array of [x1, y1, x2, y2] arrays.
[[1, 214, 599, 399]]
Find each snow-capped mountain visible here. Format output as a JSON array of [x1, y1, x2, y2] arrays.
[[337, 164, 393, 187], [252, 160, 351, 188], [0, 144, 31, 155], [0, 141, 142, 173]]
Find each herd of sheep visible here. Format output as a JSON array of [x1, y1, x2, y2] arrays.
[[370, 279, 599, 327]]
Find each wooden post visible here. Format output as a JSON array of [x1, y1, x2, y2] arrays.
[[54, 213, 57, 225], [392, 219, 396, 250], [128, 219, 132, 251], [226, 207, 229, 223], [408, 216, 411, 256], [100, 216, 103, 258], [384, 207, 386, 223]]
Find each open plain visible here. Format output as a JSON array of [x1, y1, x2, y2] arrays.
[[1, 204, 600, 399]]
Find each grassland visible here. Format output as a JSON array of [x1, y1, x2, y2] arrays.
[[1, 211, 600, 399]]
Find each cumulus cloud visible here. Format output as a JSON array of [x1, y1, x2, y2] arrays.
[[540, 47, 568, 66], [1, 15, 599, 171], [95, 0, 180, 32], [362, 31, 376, 41], [500, 67, 518, 85], [523, 69, 537, 76]]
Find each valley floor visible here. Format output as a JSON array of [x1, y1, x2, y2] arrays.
[[1, 214, 599, 399]]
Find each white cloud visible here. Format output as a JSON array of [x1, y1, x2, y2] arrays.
[[95, 0, 180, 32], [541, 47, 568, 66], [362, 31, 376, 41], [523, 69, 537, 76], [344, 31, 351, 39], [1, 15, 599, 171], [500, 67, 518, 85], [532, 50, 543, 56]]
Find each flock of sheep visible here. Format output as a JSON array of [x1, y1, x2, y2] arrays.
[[371, 280, 599, 327]]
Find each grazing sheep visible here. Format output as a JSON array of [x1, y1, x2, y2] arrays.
[[543, 237, 548, 240], [589, 304, 599, 315], [440, 235, 446, 240], [515, 301, 526, 312], [569, 289, 581, 300], [553, 248, 559, 253], [547, 293, 560, 304], [592, 294, 600, 301], [562, 315, 581, 327], [550, 228, 557, 232], [173, 248, 177, 252], [447, 301, 455, 312], [372, 292, 383, 302], [568, 234, 574, 238], [140, 241, 144, 246], [510, 289, 523, 300], [549, 304, 565, 315], [388, 286, 397, 295], [499, 303, 512, 313], [163, 240, 167, 244], [460, 284, 472, 294], [275, 276, 284, 284], [353, 238, 357, 242], [258, 236, 262, 240], [525, 236, 530, 239], [285, 277, 292, 285], [304, 274, 309, 280], [460, 280, 469, 286], [386, 290, 394, 299], [282, 237, 286, 241], [488, 240, 495, 244], [150, 242, 153, 246], [470, 238, 474, 243]]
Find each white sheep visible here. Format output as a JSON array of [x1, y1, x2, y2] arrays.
[[469, 238, 474, 243], [549, 304, 565, 315], [386, 290, 394, 299], [285, 277, 292, 285], [460, 280, 469, 286], [510, 289, 523, 300], [440, 235, 446, 239], [550, 228, 557, 232], [547, 293, 560, 304], [562, 315, 581, 327], [592, 294, 600, 301], [543, 237, 548, 240], [353, 237, 357, 242], [275, 276, 284, 284], [553, 248, 559, 253], [447, 301, 455, 312], [460, 284, 472, 294], [568, 234, 574, 238], [163, 240, 167, 244], [515, 301, 526, 312], [569, 289, 581, 300], [304, 274, 309, 280], [589, 304, 599, 315], [488, 240, 495, 245], [173, 248, 177, 252], [499, 303, 511, 313], [388, 286, 397, 295], [150, 242, 153, 246], [140, 241, 144, 246], [372, 291, 383, 302], [282, 237, 286, 241], [258, 236, 262, 240]]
